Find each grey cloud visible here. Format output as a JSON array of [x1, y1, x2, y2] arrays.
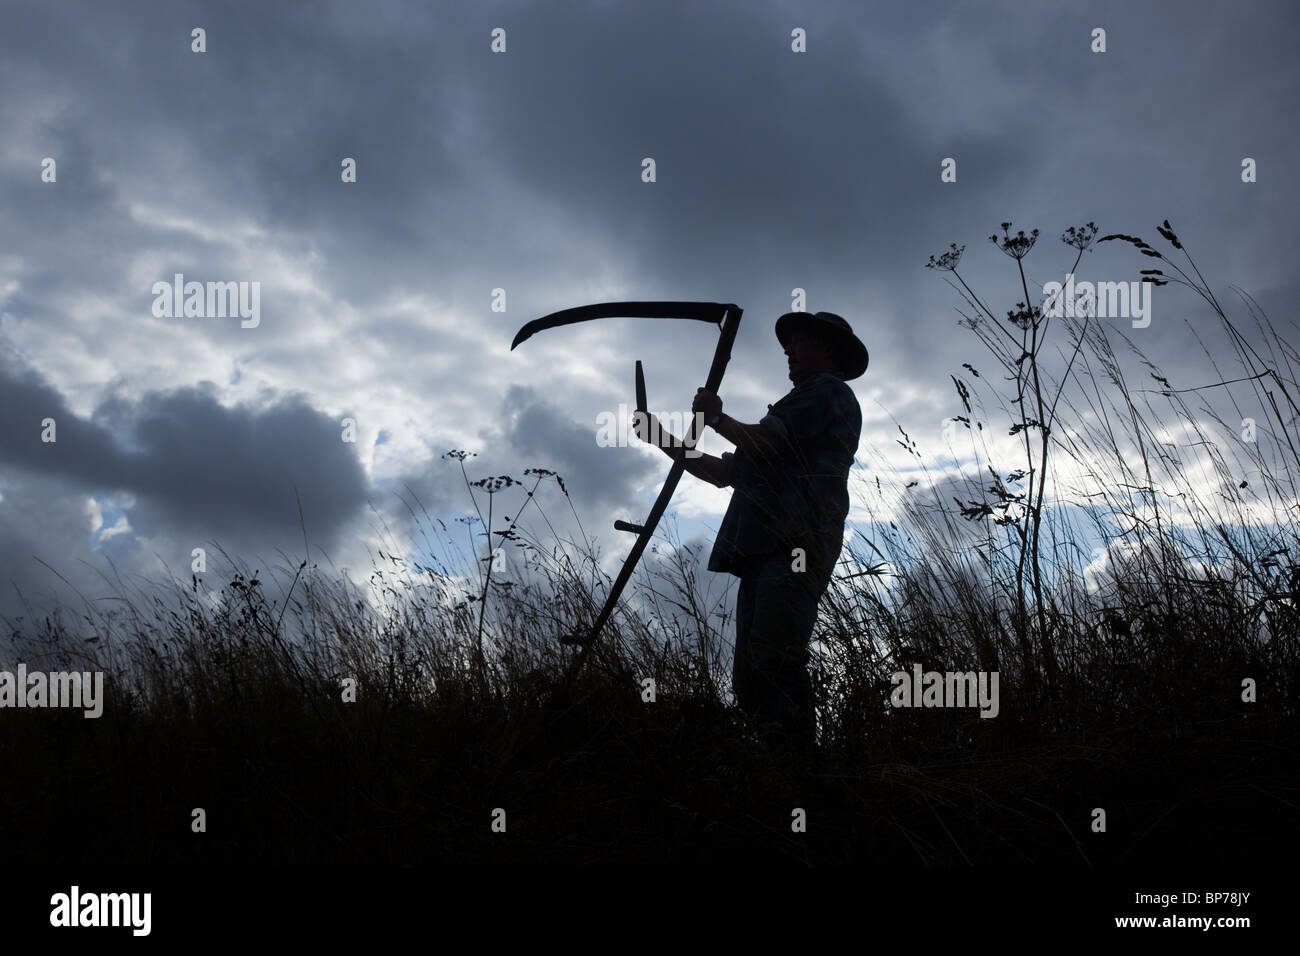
[[493, 383, 657, 511], [0, 340, 368, 546]]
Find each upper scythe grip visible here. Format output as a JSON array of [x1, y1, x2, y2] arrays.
[[509, 301, 743, 672], [634, 359, 647, 415]]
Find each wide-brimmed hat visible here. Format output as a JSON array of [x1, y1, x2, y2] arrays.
[[775, 310, 869, 380]]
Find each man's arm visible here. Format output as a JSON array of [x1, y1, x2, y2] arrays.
[[690, 388, 789, 464], [634, 412, 733, 487], [711, 413, 787, 464]]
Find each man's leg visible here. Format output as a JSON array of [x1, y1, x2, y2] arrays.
[[731, 569, 761, 721], [746, 556, 828, 751]]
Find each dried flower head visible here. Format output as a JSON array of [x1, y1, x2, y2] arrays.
[[471, 475, 517, 494], [925, 242, 965, 271], [990, 222, 1039, 260], [524, 467, 568, 496], [1062, 222, 1098, 251]]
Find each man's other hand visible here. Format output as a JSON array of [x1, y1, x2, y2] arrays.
[[692, 388, 722, 423], [632, 408, 662, 446]]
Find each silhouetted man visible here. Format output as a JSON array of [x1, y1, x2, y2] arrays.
[[635, 311, 865, 752]]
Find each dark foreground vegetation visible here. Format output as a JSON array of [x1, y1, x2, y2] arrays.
[[4, 222, 1298, 865]]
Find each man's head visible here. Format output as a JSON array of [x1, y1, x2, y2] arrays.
[[783, 327, 838, 385], [775, 310, 869, 383]]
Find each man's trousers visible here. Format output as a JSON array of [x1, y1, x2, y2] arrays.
[[731, 553, 830, 751]]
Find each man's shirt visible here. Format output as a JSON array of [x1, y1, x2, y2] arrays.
[[707, 371, 862, 580]]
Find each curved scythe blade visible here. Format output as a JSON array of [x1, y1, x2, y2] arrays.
[[510, 301, 735, 350]]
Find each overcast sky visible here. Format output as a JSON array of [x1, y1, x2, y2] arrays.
[[1, 0, 1297, 630]]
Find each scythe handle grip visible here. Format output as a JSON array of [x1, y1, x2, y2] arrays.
[[683, 308, 741, 445]]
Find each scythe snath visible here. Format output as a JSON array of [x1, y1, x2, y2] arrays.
[[510, 301, 743, 673]]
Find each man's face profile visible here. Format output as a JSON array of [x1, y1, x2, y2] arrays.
[[784, 328, 835, 385]]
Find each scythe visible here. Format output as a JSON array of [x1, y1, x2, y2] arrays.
[[510, 301, 743, 671]]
